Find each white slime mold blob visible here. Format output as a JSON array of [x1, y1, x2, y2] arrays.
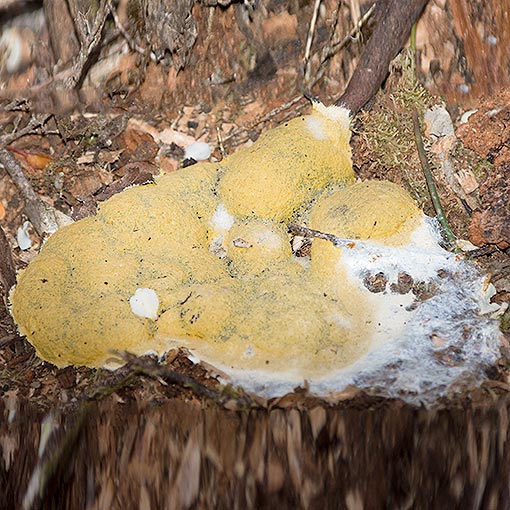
[[129, 288, 159, 320]]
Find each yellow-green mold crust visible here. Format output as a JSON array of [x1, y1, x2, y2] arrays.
[[312, 180, 423, 244], [10, 103, 424, 375]]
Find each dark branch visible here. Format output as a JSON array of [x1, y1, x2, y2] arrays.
[[336, 0, 429, 114]]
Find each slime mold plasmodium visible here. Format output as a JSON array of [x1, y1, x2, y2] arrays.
[[10, 102, 503, 401]]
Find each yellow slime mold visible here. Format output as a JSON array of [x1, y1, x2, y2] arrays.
[[312, 180, 423, 245], [222, 218, 294, 277], [155, 273, 371, 377], [218, 101, 355, 221], [311, 181, 424, 280], [10, 103, 436, 383]]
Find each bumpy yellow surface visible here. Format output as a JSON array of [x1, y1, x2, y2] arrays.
[[218, 102, 355, 221], [311, 181, 424, 280], [222, 219, 295, 277], [312, 181, 423, 244], [10, 103, 424, 376]]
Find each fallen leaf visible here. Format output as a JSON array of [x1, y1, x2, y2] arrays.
[[127, 118, 196, 147], [76, 152, 95, 165], [6, 146, 53, 171], [455, 167, 479, 194], [98, 149, 123, 164]]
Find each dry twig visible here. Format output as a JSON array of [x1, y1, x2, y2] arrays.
[[0, 114, 51, 146], [336, 0, 429, 113], [64, 0, 111, 89], [118, 352, 256, 408], [304, 0, 322, 82], [308, 2, 376, 89], [319, 4, 375, 71], [0, 114, 55, 234], [106, 0, 151, 57], [288, 223, 357, 247], [0, 148, 71, 236]]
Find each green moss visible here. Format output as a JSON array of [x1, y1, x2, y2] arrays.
[[359, 50, 431, 171], [473, 158, 493, 182], [356, 49, 437, 209]]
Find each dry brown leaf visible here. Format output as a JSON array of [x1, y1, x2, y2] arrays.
[[455, 167, 479, 194], [127, 118, 196, 147], [6, 147, 53, 171]]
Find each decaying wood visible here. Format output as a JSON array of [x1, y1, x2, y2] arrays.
[[127, 0, 197, 68], [336, 0, 430, 114], [4, 393, 510, 509], [42, 0, 79, 68], [64, 0, 110, 89]]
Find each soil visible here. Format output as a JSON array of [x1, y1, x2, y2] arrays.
[[1, 0, 510, 508]]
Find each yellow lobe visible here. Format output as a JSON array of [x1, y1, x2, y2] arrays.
[[310, 180, 424, 281], [217, 106, 355, 221], [222, 218, 294, 277]]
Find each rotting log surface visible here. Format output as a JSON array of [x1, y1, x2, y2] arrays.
[[2, 394, 510, 509]]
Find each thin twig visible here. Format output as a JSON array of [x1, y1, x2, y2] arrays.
[[0, 114, 51, 146], [0, 148, 39, 203], [0, 148, 71, 236], [3, 98, 31, 112], [326, 3, 375, 58], [411, 109, 456, 246], [288, 223, 358, 247], [308, 3, 376, 90], [304, 0, 322, 82], [465, 245, 499, 259], [119, 352, 256, 408], [107, 0, 151, 57], [216, 126, 226, 158]]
